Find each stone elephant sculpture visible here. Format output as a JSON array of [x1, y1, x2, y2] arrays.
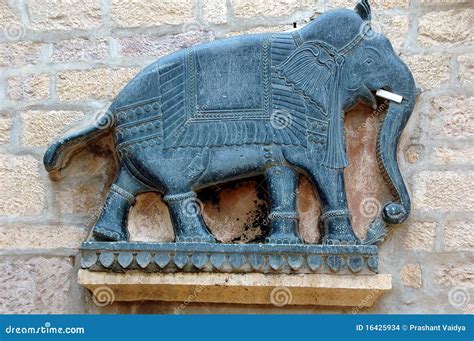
[[44, 0, 416, 245]]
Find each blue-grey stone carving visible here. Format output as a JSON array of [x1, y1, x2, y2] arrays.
[[44, 0, 417, 274]]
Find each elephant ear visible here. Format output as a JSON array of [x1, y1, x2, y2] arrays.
[[355, 0, 371, 21], [274, 41, 338, 115]]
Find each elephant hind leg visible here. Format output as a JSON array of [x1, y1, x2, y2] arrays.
[[163, 191, 216, 243], [92, 165, 149, 241]]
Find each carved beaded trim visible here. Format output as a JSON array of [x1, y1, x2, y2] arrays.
[[163, 191, 197, 203], [320, 209, 351, 221], [292, 31, 303, 47], [92, 226, 127, 241], [268, 211, 300, 220], [81, 242, 379, 274], [113, 98, 162, 157], [110, 184, 136, 205]]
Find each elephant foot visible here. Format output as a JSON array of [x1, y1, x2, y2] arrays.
[[164, 191, 216, 244], [175, 233, 216, 244], [322, 234, 360, 246], [266, 234, 301, 245], [93, 225, 128, 242], [321, 210, 360, 246], [174, 219, 216, 243], [266, 213, 302, 245]]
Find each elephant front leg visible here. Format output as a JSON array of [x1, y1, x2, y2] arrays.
[[309, 166, 360, 245], [264, 166, 302, 244]]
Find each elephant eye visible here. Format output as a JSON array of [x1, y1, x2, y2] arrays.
[[365, 57, 374, 65]]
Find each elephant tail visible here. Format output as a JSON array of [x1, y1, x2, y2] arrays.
[[43, 110, 115, 180]]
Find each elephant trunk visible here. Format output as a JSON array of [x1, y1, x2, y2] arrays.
[[376, 61, 416, 224]]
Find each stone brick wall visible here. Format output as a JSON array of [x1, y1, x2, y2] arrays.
[[0, 0, 472, 314]]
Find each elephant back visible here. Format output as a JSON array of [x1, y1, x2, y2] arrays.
[[159, 33, 309, 150]]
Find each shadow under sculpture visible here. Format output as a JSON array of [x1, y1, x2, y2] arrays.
[[44, 0, 416, 275]]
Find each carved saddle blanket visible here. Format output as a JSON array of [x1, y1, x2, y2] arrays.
[[157, 33, 328, 150]]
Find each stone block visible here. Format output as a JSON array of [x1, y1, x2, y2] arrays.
[[26, 0, 101, 31], [7, 74, 50, 101], [427, 95, 473, 138], [111, 0, 193, 28], [0, 225, 86, 250], [437, 265, 474, 288], [412, 171, 474, 212], [119, 31, 214, 59], [457, 54, 474, 87], [21, 110, 84, 147], [0, 42, 41, 67], [400, 263, 422, 288], [0, 112, 11, 145], [325, 0, 409, 9], [0, 257, 73, 313], [51, 38, 109, 63], [57, 68, 138, 101], [78, 270, 392, 307], [432, 147, 474, 164], [377, 15, 409, 52], [444, 221, 474, 251], [202, 0, 227, 24], [403, 221, 436, 251], [418, 9, 473, 47], [402, 54, 450, 90], [231, 0, 308, 18], [0, 154, 45, 216]]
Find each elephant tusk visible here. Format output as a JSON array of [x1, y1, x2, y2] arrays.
[[376, 89, 403, 103]]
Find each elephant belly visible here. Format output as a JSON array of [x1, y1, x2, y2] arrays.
[[121, 142, 296, 193], [195, 145, 280, 188]]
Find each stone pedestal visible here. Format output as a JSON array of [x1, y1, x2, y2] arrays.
[[78, 270, 391, 307]]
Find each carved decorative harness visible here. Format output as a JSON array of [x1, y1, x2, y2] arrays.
[[113, 24, 371, 169], [279, 23, 371, 169]]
